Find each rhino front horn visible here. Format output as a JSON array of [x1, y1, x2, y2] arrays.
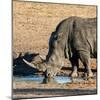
[[23, 59, 37, 69]]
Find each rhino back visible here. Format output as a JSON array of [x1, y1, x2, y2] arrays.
[[70, 17, 96, 57]]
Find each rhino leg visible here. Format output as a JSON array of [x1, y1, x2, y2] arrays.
[[79, 51, 93, 78], [70, 54, 79, 78]]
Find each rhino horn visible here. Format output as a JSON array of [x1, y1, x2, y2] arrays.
[[23, 59, 37, 69]]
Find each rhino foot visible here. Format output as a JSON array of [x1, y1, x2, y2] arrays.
[[87, 72, 94, 78], [83, 72, 94, 80], [70, 71, 78, 78]]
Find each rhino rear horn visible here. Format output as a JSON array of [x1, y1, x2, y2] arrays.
[[23, 59, 37, 69]]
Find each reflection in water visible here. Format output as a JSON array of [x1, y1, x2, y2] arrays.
[[13, 75, 87, 84]]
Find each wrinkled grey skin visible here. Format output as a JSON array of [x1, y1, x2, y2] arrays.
[[23, 16, 97, 80]]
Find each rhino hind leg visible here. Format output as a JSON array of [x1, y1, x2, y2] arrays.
[[79, 51, 93, 78], [70, 54, 79, 78]]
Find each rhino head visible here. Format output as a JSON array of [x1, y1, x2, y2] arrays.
[[23, 55, 61, 79], [23, 31, 66, 82]]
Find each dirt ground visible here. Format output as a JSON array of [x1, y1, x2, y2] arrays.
[[13, 0, 96, 55], [13, 0, 97, 99]]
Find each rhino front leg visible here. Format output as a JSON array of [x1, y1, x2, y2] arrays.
[[79, 51, 93, 78], [70, 54, 79, 78]]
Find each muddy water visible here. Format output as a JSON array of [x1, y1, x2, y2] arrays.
[[13, 75, 88, 84]]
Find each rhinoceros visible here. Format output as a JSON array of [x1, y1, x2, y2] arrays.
[[23, 16, 97, 80]]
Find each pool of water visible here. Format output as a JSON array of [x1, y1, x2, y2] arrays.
[[13, 75, 87, 84]]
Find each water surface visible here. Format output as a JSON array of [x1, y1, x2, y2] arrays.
[[13, 75, 86, 84]]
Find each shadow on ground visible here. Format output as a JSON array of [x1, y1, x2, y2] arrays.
[[13, 52, 40, 76]]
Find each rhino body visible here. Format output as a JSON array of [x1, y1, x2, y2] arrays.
[[23, 16, 97, 80]]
